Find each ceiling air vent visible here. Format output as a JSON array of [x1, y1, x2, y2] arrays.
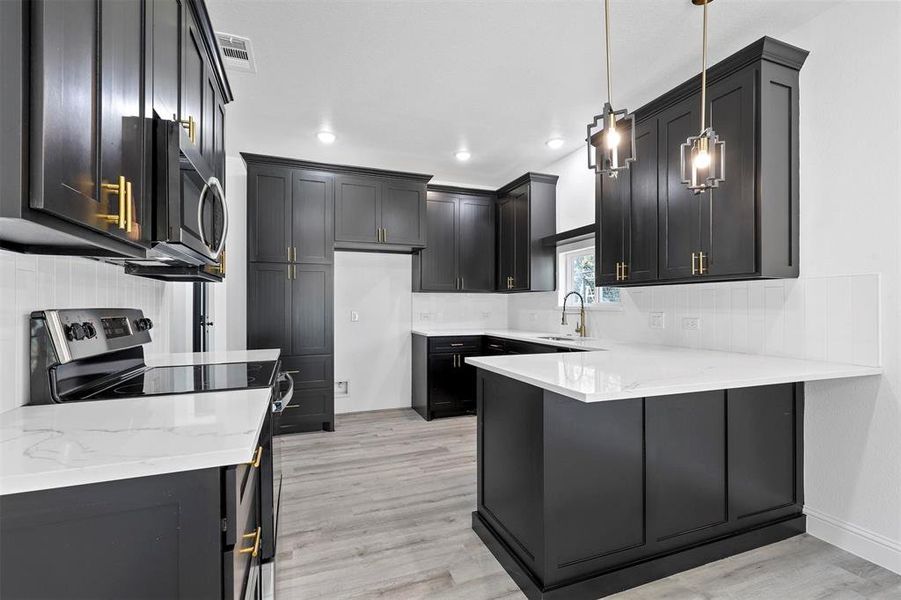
[[215, 32, 256, 73]]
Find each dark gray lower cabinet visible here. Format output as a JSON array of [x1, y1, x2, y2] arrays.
[[473, 376, 804, 599], [0, 418, 271, 600], [412, 335, 575, 421]]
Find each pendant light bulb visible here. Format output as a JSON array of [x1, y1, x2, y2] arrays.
[[586, 0, 636, 177], [606, 127, 621, 150], [693, 150, 711, 169]]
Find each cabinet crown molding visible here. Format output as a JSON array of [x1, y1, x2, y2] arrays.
[[496, 172, 559, 196], [634, 36, 809, 122], [240, 153, 433, 183]]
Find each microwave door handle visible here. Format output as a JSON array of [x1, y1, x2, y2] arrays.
[[211, 177, 228, 259]]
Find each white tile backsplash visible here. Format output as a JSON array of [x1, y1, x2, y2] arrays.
[[0, 249, 191, 413], [411, 293, 509, 329], [507, 275, 881, 368]]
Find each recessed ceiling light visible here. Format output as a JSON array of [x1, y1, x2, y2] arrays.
[[455, 150, 471, 162], [317, 131, 336, 144], [546, 138, 565, 150]]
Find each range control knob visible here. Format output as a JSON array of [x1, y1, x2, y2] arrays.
[[66, 323, 86, 341], [83, 322, 97, 339], [135, 318, 154, 332]]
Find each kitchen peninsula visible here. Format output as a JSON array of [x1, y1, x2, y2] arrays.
[[466, 344, 882, 599]]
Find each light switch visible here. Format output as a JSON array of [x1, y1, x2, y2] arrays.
[[649, 312, 665, 329], [350, 310, 360, 322], [682, 317, 700, 331]]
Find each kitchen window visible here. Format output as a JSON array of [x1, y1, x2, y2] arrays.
[[557, 241, 621, 308]]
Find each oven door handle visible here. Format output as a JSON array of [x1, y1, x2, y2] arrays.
[[272, 371, 294, 413]]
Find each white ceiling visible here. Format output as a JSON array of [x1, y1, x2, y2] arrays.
[[207, 0, 840, 188]]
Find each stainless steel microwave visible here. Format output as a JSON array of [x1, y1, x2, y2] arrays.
[[148, 118, 228, 265]]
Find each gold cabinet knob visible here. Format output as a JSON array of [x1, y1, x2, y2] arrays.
[[179, 115, 196, 144]]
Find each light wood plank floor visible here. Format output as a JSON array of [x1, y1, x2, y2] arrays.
[[275, 409, 900, 599]]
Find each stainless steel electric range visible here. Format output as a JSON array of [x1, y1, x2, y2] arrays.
[[28, 308, 290, 598]]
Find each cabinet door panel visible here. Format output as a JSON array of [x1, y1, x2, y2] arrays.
[[291, 265, 333, 355], [647, 391, 727, 544], [428, 353, 459, 410], [419, 195, 458, 291], [247, 263, 291, 352], [292, 170, 334, 264], [201, 71, 216, 167], [512, 188, 530, 291], [459, 196, 495, 291], [658, 98, 703, 280], [99, 0, 146, 244], [381, 180, 426, 246], [180, 7, 205, 163], [728, 385, 797, 521], [151, 0, 181, 121], [335, 176, 379, 243], [627, 119, 658, 283], [247, 165, 292, 263], [704, 69, 757, 277], [496, 196, 516, 290], [596, 172, 626, 286]]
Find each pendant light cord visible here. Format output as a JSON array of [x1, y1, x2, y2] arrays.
[[605, 0, 613, 106], [700, 0, 708, 131]]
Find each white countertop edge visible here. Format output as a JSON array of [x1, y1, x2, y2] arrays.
[[465, 354, 882, 403], [0, 446, 260, 496], [411, 328, 608, 351]]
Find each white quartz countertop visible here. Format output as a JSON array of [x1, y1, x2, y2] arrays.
[[144, 348, 280, 367], [411, 328, 608, 351], [0, 388, 272, 496], [465, 341, 882, 403]]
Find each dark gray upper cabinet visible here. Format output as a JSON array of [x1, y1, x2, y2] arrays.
[[413, 187, 495, 293], [1, 0, 231, 259], [334, 174, 380, 244], [381, 178, 426, 246], [293, 170, 335, 264], [26, 0, 149, 249], [496, 174, 557, 292], [596, 37, 807, 286]]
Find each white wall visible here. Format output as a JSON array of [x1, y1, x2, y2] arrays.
[[411, 293, 509, 330], [333, 252, 412, 414], [0, 249, 192, 413], [520, 1, 901, 573]]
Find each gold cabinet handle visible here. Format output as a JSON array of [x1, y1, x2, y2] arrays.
[[691, 252, 699, 275], [124, 179, 133, 234], [247, 445, 263, 468], [287, 265, 291, 280], [383, 228, 388, 243], [239, 527, 262, 556], [621, 262, 628, 281], [180, 115, 196, 144], [100, 175, 127, 229], [292, 246, 297, 262], [287, 246, 291, 262], [699, 252, 708, 275], [615, 262, 621, 281], [292, 264, 297, 280]]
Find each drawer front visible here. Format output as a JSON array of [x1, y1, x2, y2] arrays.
[[223, 484, 260, 600], [483, 337, 507, 354], [280, 355, 334, 389], [504, 339, 558, 355], [281, 388, 331, 418], [224, 444, 262, 547], [429, 336, 482, 353]]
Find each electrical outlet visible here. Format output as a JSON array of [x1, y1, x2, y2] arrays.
[[682, 317, 700, 331], [529, 312, 538, 322], [481, 312, 491, 320], [649, 312, 665, 329], [350, 310, 360, 322], [335, 381, 348, 396], [419, 312, 432, 321]]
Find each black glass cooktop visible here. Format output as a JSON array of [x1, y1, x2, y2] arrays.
[[87, 361, 278, 399]]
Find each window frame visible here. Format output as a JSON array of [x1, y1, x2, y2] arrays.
[[556, 239, 622, 311]]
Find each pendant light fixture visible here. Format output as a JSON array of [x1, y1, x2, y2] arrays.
[[586, 0, 635, 178], [681, 0, 725, 194]]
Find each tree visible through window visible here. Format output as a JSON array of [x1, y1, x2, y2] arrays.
[[558, 245, 620, 306]]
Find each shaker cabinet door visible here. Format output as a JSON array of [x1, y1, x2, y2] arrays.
[[703, 68, 757, 278], [290, 264, 334, 356], [419, 195, 458, 291], [496, 196, 516, 290], [381, 179, 426, 246], [458, 196, 495, 292], [626, 118, 659, 283], [247, 165, 293, 263], [30, 0, 148, 246], [596, 171, 626, 286], [334, 175, 380, 243], [657, 97, 703, 280], [292, 170, 334, 264], [247, 263, 292, 353]]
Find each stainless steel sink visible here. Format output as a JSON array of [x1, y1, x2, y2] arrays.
[[539, 336, 590, 342]]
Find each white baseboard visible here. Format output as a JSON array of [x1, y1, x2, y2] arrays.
[[804, 506, 901, 575]]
